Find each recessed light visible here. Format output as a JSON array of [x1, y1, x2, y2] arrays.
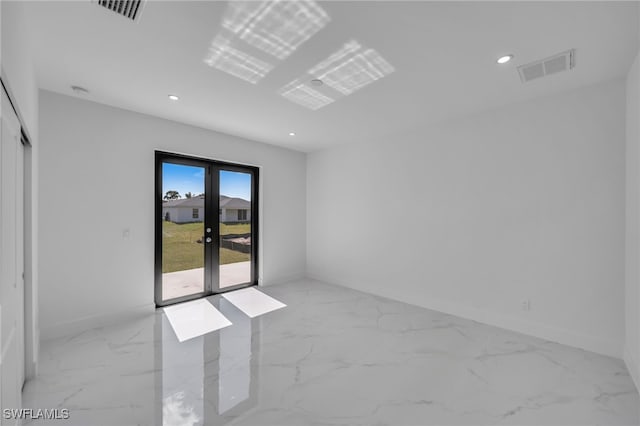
[[71, 85, 89, 95], [168, 94, 179, 101], [310, 79, 323, 87], [497, 54, 514, 64], [289, 132, 296, 136]]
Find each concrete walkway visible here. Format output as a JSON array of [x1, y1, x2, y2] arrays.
[[162, 261, 251, 300]]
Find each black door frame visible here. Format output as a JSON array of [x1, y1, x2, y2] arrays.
[[154, 151, 259, 307]]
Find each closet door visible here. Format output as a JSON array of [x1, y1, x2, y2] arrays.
[[1, 86, 25, 421]]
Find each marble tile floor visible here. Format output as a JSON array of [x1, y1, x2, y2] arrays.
[[22, 279, 639, 425]]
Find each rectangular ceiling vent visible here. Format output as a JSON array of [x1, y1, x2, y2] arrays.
[[96, 0, 145, 22], [517, 49, 575, 83]]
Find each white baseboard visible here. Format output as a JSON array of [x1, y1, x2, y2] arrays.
[[306, 273, 623, 359], [261, 271, 306, 287], [624, 347, 640, 392], [416, 294, 622, 358], [40, 273, 306, 341], [40, 303, 155, 341]]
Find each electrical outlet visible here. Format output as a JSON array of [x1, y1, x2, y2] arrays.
[[521, 299, 531, 311]]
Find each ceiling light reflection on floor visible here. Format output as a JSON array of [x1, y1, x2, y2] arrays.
[[279, 40, 395, 110]]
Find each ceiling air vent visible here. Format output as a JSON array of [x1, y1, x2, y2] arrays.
[[517, 49, 575, 83], [96, 0, 144, 22]]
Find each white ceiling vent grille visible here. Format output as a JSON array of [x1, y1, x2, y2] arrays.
[[96, 0, 144, 22], [517, 49, 575, 83]]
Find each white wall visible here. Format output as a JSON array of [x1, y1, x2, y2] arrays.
[[308, 79, 626, 358], [1, 0, 40, 378], [39, 91, 306, 339], [625, 48, 640, 388]]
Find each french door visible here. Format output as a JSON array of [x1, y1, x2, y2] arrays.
[[155, 151, 258, 307]]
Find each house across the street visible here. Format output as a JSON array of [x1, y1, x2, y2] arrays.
[[162, 195, 251, 224]]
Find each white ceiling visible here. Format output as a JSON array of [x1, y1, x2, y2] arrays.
[[23, 1, 639, 152]]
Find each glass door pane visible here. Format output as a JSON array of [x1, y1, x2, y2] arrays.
[[219, 170, 252, 288], [161, 162, 206, 301], [156, 152, 258, 306]]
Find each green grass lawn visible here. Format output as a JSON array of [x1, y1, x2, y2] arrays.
[[220, 222, 250, 235], [162, 221, 250, 273]]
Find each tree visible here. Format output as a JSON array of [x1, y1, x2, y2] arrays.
[[164, 190, 180, 200], [185, 192, 192, 199]]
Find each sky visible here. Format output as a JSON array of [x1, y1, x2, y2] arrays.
[[163, 163, 251, 201]]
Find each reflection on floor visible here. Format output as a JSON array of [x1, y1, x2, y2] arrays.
[[221, 287, 286, 318], [161, 297, 257, 425], [163, 288, 285, 342], [163, 299, 232, 342], [23, 279, 639, 425], [162, 261, 251, 299]]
